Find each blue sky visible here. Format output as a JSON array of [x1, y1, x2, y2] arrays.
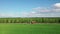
[[0, 0, 60, 17]]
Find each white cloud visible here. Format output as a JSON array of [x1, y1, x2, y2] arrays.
[[31, 12, 36, 14], [52, 8, 60, 12], [0, 3, 60, 17], [32, 7, 50, 12], [52, 3, 60, 12], [54, 3, 60, 8], [28, 3, 60, 17], [0, 12, 21, 17]]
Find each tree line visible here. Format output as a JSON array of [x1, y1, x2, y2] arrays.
[[0, 17, 60, 23]]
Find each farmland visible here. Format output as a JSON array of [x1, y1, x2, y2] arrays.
[[0, 23, 60, 34], [0, 17, 60, 34]]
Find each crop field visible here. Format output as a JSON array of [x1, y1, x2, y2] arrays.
[[0, 23, 60, 34]]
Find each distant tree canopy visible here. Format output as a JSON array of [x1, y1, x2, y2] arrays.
[[0, 17, 60, 23]]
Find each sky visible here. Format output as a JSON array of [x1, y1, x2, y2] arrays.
[[0, 0, 60, 17]]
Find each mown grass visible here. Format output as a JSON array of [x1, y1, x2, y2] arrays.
[[0, 23, 60, 34]]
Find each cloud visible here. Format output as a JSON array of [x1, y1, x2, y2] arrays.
[[27, 3, 60, 17], [0, 12, 21, 17], [51, 3, 60, 12], [0, 3, 60, 17], [32, 7, 50, 12], [52, 8, 60, 12], [53, 3, 60, 8], [32, 3, 60, 13]]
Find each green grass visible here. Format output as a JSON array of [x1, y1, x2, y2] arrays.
[[0, 23, 60, 34]]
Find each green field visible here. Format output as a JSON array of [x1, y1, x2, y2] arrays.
[[0, 24, 60, 34]]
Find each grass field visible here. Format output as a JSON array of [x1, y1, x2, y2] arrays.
[[0, 23, 60, 34]]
